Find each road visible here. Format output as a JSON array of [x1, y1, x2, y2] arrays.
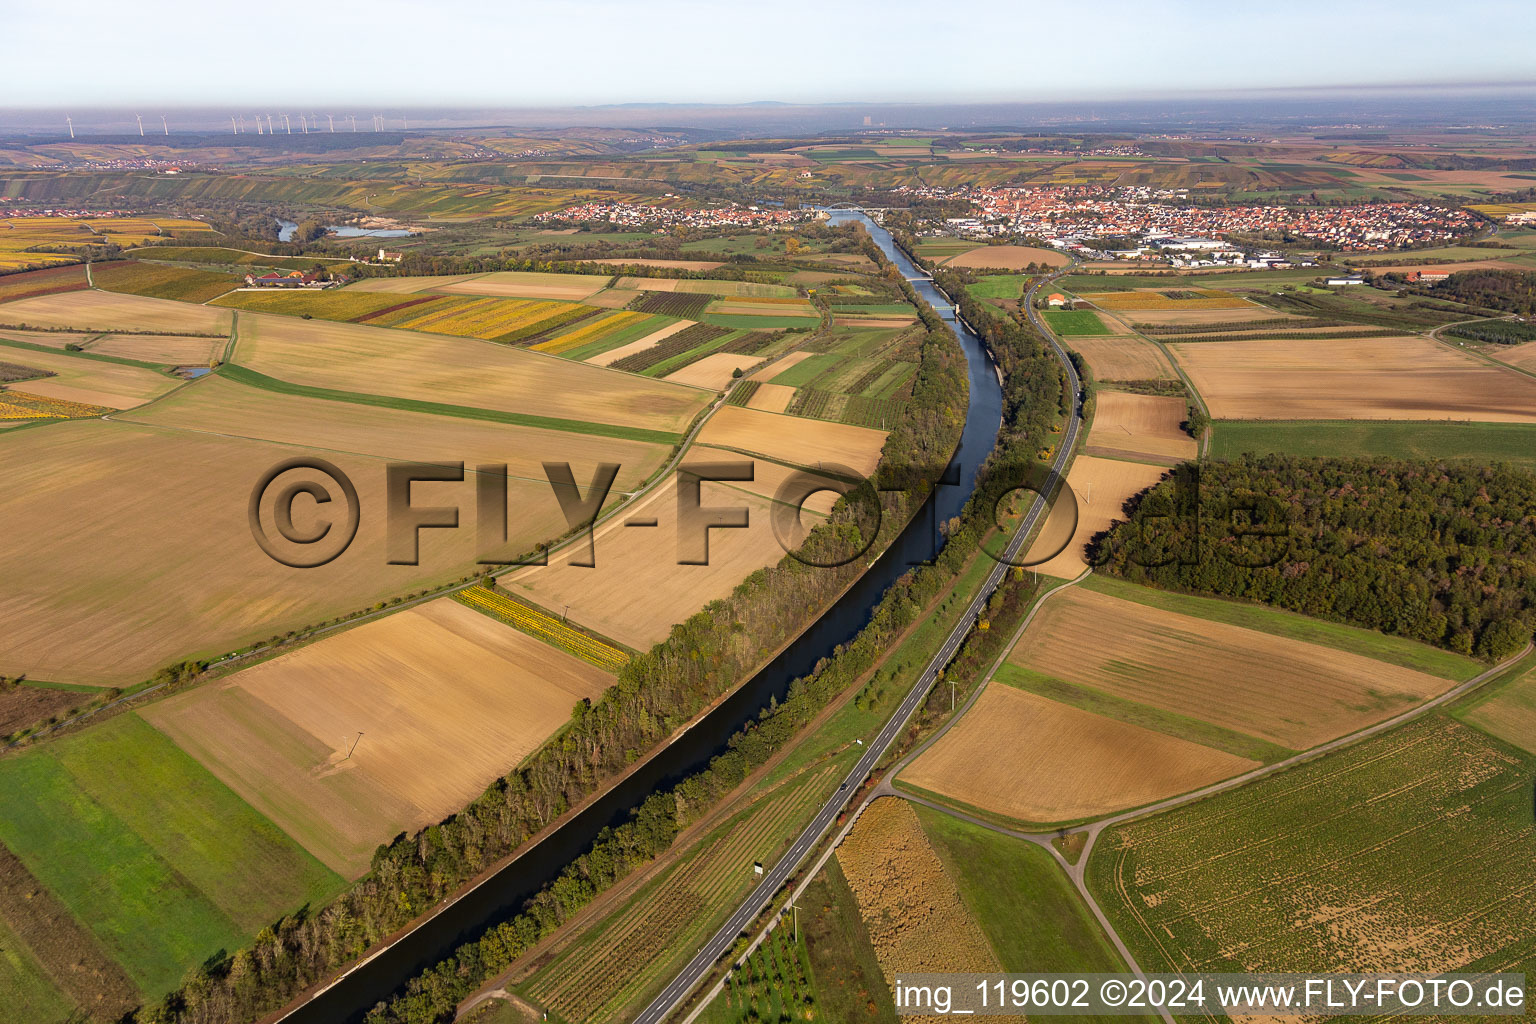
[[633, 254, 1083, 1024]]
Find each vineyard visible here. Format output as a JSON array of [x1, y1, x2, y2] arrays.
[[631, 290, 715, 319], [1155, 328, 1405, 342], [92, 261, 242, 303], [1091, 714, 1536, 998], [0, 362, 51, 383], [0, 389, 110, 420], [453, 585, 628, 671], [526, 763, 843, 1022], [725, 380, 761, 406], [530, 310, 661, 357], [212, 289, 604, 344], [1444, 319, 1536, 345], [610, 322, 730, 373], [0, 215, 217, 270], [0, 264, 88, 304]]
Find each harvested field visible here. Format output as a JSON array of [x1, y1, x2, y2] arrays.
[[695, 404, 889, 477], [233, 312, 710, 435], [940, 244, 1068, 269], [1087, 391, 1197, 462], [0, 413, 584, 685], [584, 287, 643, 309], [832, 316, 917, 328], [124, 373, 668, 490], [616, 277, 797, 298], [433, 271, 612, 301], [0, 345, 178, 409], [0, 290, 232, 334], [1062, 335, 1177, 380], [1012, 586, 1449, 750], [587, 318, 696, 367], [505, 456, 837, 650], [1025, 455, 1167, 578], [752, 350, 815, 381], [1488, 340, 1536, 373], [837, 798, 1002, 1024], [662, 352, 763, 389], [89, 333, 223, 364], [902, 686, 1255, 823], [1169, 336, 1536, 422], [346, 273, 490, 294], [1355, 259, 1535, 275], [1092, 716, 1536, 983], [142, 599, 610, 876], [746, 382, 795, 413], [1460, 665, 1536, 754]]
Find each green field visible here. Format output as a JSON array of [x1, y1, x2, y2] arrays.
[[798, 859, 897, 1024], [1209, 419, 1536, 473], [1080, 575, 1483, 681], [1089, 714, 1536, 1000], [1042, 309, 1111, 335], [964, 275, 1025, 301], [0, 713, 343, 998], [917, 806, 1155, 1024], [701, 313, 819, 330]]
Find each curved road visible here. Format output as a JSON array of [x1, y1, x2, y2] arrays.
[[633, 248, 1083, 1024]]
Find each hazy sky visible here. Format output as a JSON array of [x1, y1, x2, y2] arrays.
[[6, 0, 1534, 108]]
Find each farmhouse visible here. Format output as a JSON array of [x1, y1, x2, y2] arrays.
[[1408, 270, 1451, 284], [378, 248, 404, 262], [245, 269, 317, 288], [1046, 293, 1066, 306]]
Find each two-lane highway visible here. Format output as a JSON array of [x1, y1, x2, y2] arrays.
[[634, 242, 1082, 1024]]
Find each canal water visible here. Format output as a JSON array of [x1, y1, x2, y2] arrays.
[[282, 210, 1005, 1023]]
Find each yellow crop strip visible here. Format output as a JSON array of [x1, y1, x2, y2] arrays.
[[454, 586, 628, 672]]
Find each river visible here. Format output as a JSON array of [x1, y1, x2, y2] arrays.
[[278, 209, 1004, 1023]]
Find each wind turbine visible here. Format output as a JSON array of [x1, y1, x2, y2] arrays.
[[402, 115, 408, 131], [300, 114, 308, 134], [266, 114, 274, 134], [230, 115, 238, 134], [161, 115, 168, 136], [65, 116, 74, 139], [327, 114, 335, 133], [135, 114, 144, 137], [282, 113, 291, 134], [349, 115, 357, 132]]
